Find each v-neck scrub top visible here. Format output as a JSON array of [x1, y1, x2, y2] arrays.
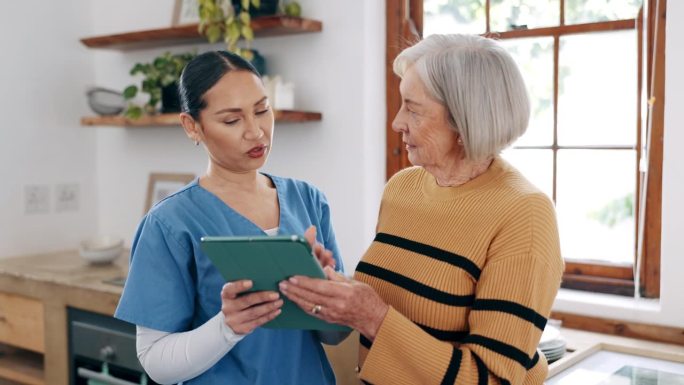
[[115, 175, 343, 385]]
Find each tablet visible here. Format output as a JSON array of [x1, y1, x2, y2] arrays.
[[200, 235, 350, 331]]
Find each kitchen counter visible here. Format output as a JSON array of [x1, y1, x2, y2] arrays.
[[0, 249, 127, 297], [0, 250, 129, 385]]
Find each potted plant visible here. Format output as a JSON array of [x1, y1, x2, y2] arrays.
[[122, 51, 196, 119], [197, 0, 299, 59]]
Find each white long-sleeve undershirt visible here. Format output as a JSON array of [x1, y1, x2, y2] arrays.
[[136, 312, 243, 384], [137, 311, 349, 385]]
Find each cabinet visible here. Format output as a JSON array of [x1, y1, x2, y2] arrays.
[[0, 250, 127, 385], [0, 293, 45, 385], [80, 16, 324, 127]]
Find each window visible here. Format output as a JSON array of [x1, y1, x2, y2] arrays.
[[385, 0, 665, 297]]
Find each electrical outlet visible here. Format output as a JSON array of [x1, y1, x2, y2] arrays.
[[25, 185, 50, 214], [55, 183, 80, 212]]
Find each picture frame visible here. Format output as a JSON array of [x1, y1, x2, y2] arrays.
[[144, 172, 195, 214], [172, 0, 201, 26], [547, 342, 684, 385]]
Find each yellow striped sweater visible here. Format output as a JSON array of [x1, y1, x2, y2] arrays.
[[354, 157, 564, 385]]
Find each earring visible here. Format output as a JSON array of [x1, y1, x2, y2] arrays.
[[457, 137, 464, 145], [194, 140, 200, 146]]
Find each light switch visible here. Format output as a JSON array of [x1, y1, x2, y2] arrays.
[[55, 183, 80, 212], [24, 185, 50, 214]]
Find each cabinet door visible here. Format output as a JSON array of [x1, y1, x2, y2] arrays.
[[0, 292, 45, 353]]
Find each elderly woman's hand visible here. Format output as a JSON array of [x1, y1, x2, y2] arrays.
[[303, 226, 336, 270], [279, 267, 389, 340], [220, 280, 283, 335]]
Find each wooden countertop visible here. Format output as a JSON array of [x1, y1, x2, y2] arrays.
[[0, 250, 128, 298]]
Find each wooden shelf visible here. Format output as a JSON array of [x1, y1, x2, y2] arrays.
[[80, 110, 322, 127], [80, 16, 322, 50], [0, 348, 44, 385]]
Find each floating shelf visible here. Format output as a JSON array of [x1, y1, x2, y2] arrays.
[[81, 110, 322, 127], [80, 16, 322, 50], [0, 347, 44, 385]]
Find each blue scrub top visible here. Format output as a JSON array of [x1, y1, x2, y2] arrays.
[[115, 175, 343, 385]]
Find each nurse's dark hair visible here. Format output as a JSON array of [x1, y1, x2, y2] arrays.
[[178, 50, 261, 120]]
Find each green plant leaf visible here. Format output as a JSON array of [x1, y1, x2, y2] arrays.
[[283, 1, 301, 17], [241, 25, 254, 41], [122, 85, 138, 99], [228, 22, 241, 42], [242, 0, 250, 11], [239, 11, 251, 25], [130, 63, 146, 75], [161, 74, 177, 86], [207, 24, 222, 43], [241, 49, 254, 61], [125, 105, 143, 119], [251, 0, 261, 9]]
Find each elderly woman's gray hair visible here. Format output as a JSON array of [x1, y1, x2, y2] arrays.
[[394, 34, 530, 161]]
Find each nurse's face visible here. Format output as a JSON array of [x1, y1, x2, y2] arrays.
[[196, 70, 274, 173]]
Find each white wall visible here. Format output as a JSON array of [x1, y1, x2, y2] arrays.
[[0, 1, 98, 258], [552, 1, 684, 328], [89, 0, 385, 271]]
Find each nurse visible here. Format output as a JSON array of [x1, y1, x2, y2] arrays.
[[115, 50, 344, 385]]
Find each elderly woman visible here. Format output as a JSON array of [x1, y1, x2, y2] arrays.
[[279, 34, 564, 385]]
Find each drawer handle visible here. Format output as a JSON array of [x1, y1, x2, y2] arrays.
[[77, 367, 146, 385]]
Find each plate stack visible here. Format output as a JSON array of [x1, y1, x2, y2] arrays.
[[539, 323, 566, 363]]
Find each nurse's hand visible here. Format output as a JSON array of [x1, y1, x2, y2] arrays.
[[304, 226, 335, 269], [220, 280, 283, 335]]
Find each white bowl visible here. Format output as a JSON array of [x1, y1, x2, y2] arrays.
[[79, 236, 124, 265]]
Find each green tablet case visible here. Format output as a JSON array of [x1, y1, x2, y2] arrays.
[[201, 235, 350, 331]]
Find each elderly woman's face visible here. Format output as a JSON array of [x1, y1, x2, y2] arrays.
[[392, 65, 460, 168]]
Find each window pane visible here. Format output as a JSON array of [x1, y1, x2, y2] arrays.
[[499, 37, 554, 146], [565, 0, 642, 25], [490, 0, 560, 32], [424, 0, 486, 36], [556, 150, 636, 265], [501, 149, 553, 199], [557, 31, 637, 146]]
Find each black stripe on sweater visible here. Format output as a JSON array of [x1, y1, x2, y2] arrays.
[[440, 347, 463, 385], [472, 352, 489, 385], [462, 334, 534, 368], [356, 262, 475, 306], [359, 324, 466, 352], [472, 299, 548, 331], [417, 323, 469, 342], [374, 233, 481, 280], [528, 351, 540, 370]]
